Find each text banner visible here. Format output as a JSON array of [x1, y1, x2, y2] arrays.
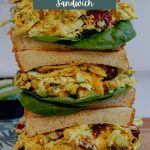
[[34, 0, 116, 10]]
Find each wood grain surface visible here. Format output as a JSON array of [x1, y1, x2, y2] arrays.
[[140, 118, 150, 149]]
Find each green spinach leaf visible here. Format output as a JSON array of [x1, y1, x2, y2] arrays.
[[70, 21, 136, 50], [19, 92, 82, 116], [35, 21, 136, 50], [36, 35, 81, 42], [19, 86, 129, 115]]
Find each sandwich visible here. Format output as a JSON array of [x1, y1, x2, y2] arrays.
[[8, 0, 136, 51], [13, 48, 136, 116], [5, 0, 142, 149], [13, 108, 142, 150], [12, 48, 141, 150]]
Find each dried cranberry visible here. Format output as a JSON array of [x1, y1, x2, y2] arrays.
[[16, 123, 25, 130], [103, 83, 108, 93], [92, 124, 107, 137], [38, 10, 44, 20], [104, 66, 118, 80], [88, 10, 112, 28], [130, 125, 140, 139]]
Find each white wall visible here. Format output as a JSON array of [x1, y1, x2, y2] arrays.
[[0, 0, 150, 117], [0, 1, 18, 76], [125, 0, 150, 71]]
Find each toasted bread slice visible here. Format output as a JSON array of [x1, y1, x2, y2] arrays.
[[10, 32, 123, 52], [24, 107, 135, 137], [14, 47, 129, 72]]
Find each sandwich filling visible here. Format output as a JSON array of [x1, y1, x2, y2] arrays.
[[13, 123, 140, 150], [14, 64, 135, 99], [10, 0, 136, 37]]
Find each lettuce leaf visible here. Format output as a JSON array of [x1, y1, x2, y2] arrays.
[[19, 93, 82, 116], [70, 21, 136, 50], [19, 86, 129, 116], [36, 35, 81, 42], [35, 21, 136, 50]]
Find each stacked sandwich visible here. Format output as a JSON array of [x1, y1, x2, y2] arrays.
[[8, 0, 142, 149]]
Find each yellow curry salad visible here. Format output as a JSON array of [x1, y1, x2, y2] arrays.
[[9, 0, 136, 37], [14, 64, 135, 98], [13, 124, 141, 150]]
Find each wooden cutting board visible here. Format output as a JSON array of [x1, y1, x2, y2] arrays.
[[140, 118, 150, 149]]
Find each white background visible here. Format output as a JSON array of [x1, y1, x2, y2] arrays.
[[0, 0, 150, 117]]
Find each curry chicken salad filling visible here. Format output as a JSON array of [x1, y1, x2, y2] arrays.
[[13, 123, 141, 150], [9, 0, 136, 37], [14, 63, 135, 99]]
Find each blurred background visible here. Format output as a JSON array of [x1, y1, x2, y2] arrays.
[[0, 0, 150, 117]]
